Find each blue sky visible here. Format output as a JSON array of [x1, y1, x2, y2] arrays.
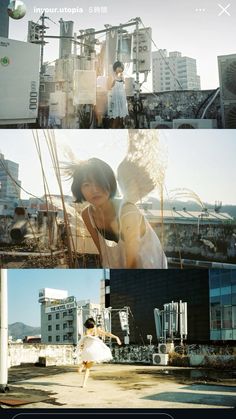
[[7, 269, 104, 326], [0, 129, 236, 205], [6, 0, 236, 90]]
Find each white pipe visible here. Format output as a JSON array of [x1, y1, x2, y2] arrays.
[[179, 300, 183, 346], [201, 88, 220, 119], [0, 269, 8, 391]]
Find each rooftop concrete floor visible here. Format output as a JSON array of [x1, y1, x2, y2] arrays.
[[1, 364, 236, 409]]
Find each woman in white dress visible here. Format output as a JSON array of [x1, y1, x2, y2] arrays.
[[78, 317, 121, 387], [108, 61, 128, 128], [70, 158, 168, 269]]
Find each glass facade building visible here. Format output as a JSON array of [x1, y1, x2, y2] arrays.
[[209, 270, 236, 340], [108, 269, 210, 344], [107, 269, 236, 344]]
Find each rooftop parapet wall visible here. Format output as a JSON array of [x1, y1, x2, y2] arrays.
[[8, 343, 78, 368]]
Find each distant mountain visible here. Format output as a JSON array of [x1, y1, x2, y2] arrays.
[[148, 197, 236, 219], [9, 322, 41, 340]]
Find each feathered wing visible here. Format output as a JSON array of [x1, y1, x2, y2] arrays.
[[117, 129, 167, 203]]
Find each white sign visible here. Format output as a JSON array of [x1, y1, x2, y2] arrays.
[[45, 301, 77, 313], [0, 37, 40, 124]]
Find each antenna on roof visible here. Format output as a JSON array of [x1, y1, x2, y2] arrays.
[[214, 201, 222, 213]]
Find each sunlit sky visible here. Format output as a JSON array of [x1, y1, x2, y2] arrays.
[[0, 129, 236, 205], [7, 269, 103, 326], [5, 0, 236, 90]]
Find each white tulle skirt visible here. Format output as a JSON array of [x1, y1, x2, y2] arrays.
[[108, 81, 128, 119], [79, 336, 113, 363]]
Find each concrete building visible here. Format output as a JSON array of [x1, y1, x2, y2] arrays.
[[39, 288, 101, 345], [0, 0, 9, 38], [152, 50, 201, 92], [105, 269, 236, 344], [0, 153, 21, 200], [0, 153, 21, 216], [141, 207, 236, 265]]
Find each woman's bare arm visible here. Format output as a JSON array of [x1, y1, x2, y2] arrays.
[[97, 327, 121, 345], [120, 203, 144, 269], [82, 207, 101, 254]]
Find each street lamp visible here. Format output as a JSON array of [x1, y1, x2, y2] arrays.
[[0, 269, 9, 392]]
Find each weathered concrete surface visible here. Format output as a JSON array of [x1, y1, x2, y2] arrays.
[[1, 364, 236, 409]]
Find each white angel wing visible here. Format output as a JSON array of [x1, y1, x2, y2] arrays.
[[168, 188, 204, 209], [117, 129, 167, 203]]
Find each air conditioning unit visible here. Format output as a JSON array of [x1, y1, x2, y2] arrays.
[[173, 119, 217, 129], [218, 54, 236, 128], [73, 70, 97, 105], [149, 121, 172, 128], [158, 343, 174, 354], [152, 353, 169, 366]]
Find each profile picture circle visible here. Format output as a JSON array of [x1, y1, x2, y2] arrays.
[[7, 1, 26, 20]]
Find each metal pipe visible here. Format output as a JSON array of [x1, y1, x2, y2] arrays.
[[10, 220, 28, 242], [167, 257, 236, 269], [179, 300, 183, 346], [0, 269, 9, 392], [43, 21, 138, 41]]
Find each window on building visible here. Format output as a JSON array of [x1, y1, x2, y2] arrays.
[[210, 288, 221, 298], [39, 84, 45, 92], [222, 306, 232, 329], [56, 313, 60, 319], [56, 335, 60, 342], [63, 335, 68, 341], [232, 285, 236, 304], [221, 293, 231, 305], [56, 324, 60, 330], [220, 272, 232, 287], [210, 303, 221, 329], [63, 312, 67, 317], [231, 272, 236, 284], [48, 336, 52, 342], [63, 323, 67, 329], [232, 306, 236, 328], [48, 314, 52, 321], [48, 325, 52, 331]]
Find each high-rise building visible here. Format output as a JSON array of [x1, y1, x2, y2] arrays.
[[0, 153, 21, 200], [39, 288, 101, 345], [209, 270, 236, 340], [106, 269, 236, 344], [152, 50, 201, 92], [0, 0, 9, 38]]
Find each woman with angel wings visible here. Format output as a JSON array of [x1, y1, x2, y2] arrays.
[[68, 130, 167, 269]]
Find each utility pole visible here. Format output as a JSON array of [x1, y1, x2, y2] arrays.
[[132, 17, 142, 128], [40, 12, 46, 74], [0, 269, 9, 393]]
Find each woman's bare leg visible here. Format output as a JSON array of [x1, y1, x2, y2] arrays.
[[78, 362, 85, 373], [82, 362, 94, 388]]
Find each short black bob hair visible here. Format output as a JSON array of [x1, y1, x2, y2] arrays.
[[84, 317, 96, 329], [71, 158, 117, 203], [113, 61, 124, 72]]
